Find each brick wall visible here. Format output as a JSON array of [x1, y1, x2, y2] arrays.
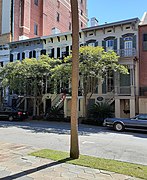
[[0, 0, 88, 42], [0, 0, 2, 35], [139, 24, 147, 88]]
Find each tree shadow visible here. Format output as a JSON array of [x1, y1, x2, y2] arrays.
[[0, 157, 72, 180], [0, 120, 109, 136], [0, 120, 147, 138]]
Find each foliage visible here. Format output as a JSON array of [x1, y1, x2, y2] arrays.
[[51, 46, 128, 117], [88, 102, 114, 120], [0, 55, 61, 115], [0, 56, 61, 94], [30, 149, 147, 179], [51, 46, 128, 95], [45, 106, 64, 119]]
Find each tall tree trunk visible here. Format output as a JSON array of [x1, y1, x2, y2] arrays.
[[70, 0, 79, 159]]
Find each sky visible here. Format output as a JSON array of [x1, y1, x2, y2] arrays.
[[87, 0, 147, 26]]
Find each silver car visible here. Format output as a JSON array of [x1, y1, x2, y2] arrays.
[[103, 114, 147, 132]]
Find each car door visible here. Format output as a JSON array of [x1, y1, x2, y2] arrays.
[[124, 117, 139, 128], [136, 115, 147, 129], [125, 115, 147, 130]]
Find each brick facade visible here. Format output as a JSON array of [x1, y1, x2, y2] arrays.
[[139, 24, 147, 94], [0, 0, 88, 43], [0, 0, 2, 35]]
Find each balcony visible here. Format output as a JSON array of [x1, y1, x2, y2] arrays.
[[115, 48, 137, 57]]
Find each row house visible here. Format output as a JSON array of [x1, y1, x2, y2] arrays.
[[139, 12, 147, 114], [82, 18, 140, 118], [0, 17, 140, 118]]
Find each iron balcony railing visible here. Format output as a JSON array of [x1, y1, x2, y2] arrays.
[[114, 48, 137, 57]]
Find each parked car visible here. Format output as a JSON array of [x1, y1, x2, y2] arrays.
[[103, 114, 147, 132], [0, 107, 28, 121]]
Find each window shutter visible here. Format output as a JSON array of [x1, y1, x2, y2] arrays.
[[120, 38, 124, 49], [10, 54, 13, 62], [51, 48, 54, 58], [102, 40, 106, 51], [17, 53, 20, 60], [133, 35, 136, 48], [95, 41, 98, 47], [66, 46, 69, 56], [114, 39, 117, 51], [57, 47, 60, 58]]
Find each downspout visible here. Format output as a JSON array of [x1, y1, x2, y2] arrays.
[[10, 0, 14, 41]]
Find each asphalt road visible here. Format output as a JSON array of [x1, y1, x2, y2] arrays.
[[0, 120, 147, 165]]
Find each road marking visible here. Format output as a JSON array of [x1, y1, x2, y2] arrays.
[[82, 141, 95, 144]]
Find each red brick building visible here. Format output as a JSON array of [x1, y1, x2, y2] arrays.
[[0, 0, 88, 44], [138, 12, 147, 113]]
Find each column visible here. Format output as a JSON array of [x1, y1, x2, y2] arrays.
[[54, 47, 57, 58], [13, 52, 18, 61], [130, 64, 135, 96], [115, 98, 120, 118], [35, 49, 41, 59], [25, 50, 30, 58], [64, 98, 67, 118], [130, 98, 135, 118]]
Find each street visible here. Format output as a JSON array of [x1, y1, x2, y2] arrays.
[[0, 120, 147, 165]]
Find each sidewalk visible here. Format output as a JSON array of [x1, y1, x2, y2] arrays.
[[0, 141, 141, 180]]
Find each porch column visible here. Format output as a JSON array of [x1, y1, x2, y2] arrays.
[[98, 81, 102, 94], [64, 98, 67, 118], [114, 72, 119, 95], [130, 64, 135, 96], [35, 49, 41, 59], [25, 50, 30, 58], [13, 52, 18, 61], [115, 98, 120, 118], [54, 47, 57, 58], [130, 98, 135, 117]]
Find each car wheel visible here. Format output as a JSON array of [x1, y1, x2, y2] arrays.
[[9, 116, 14, 121], [114, 122, 124, 132]]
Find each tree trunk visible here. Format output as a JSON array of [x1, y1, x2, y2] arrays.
[[70, 0, 79, 159]]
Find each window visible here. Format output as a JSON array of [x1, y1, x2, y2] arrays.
[[81, 22, 83, 28], [0, 62, 3, 67], [124, 37, 133, 56], [34, 23, 38, 35], [88, 42, 95, 47], [106, 39, 114, 51], [69, 22, 71, 31], [57, 12, 60, 22], [10, 54, 13, 62], [34, 0, 38, 6], [41, 49, 46, 55], [143, 34, 147, 51], [22, 52, 25, 60], [81, 10, 83, 16], [17, 53, 20, 60]]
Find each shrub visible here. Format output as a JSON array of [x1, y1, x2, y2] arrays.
[[88, 102, 114, 124]]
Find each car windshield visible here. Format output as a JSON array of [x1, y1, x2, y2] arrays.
[[131, 115, 147, 120]]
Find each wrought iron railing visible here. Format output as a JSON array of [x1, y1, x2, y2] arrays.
[[114, 48, 137, 57]]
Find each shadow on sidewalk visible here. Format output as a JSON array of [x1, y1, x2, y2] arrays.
[[0, 157, 72, 180]]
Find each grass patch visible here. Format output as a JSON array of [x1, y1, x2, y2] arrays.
[[30, 149, 147, 179]]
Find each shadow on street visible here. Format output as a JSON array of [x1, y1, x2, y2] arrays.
[[0, 120, 147, 138]]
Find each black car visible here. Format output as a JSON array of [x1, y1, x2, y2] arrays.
[[0, 107, 28, 121], [103, 114, 147, 132]]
